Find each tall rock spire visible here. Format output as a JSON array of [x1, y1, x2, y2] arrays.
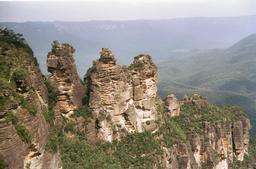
[[47, 41, 85, 127], [85, 49, 161, 142]]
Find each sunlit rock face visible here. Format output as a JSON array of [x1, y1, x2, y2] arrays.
[[0, 44, 62, 169], [85, 48, 160, 142], [165, 94, 180, 117], [47, 41, 85, 127], [162, 114, 251, 169]]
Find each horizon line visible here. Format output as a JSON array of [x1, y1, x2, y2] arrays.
[[0, 14, 256, 23]]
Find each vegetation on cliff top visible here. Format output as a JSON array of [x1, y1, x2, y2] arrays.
[[0, 29, 39, 144], [48, 101, 248, 169], [1, 29, 254, 168]]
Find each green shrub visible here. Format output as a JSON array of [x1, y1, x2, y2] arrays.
[[6, 112, 31, 144], [12, 68, 28, 81], [43, 110, 55, 126], [27, 104, 37, 116], [46, 128, 60, 153], [0, 96, 7, 112], [112, 132, 162, 168], [44, 80, 58, 111], [20, 98, 37, 116], [82, 95, 89, 106], [59, 132, 162, 169], [64, 122, 76, 133], [0, 28, 33, 55], [15, 124, 31, 143], [5, 112, 18, 125], [0, 159, 6, 169], [74, 106, 93, 119]]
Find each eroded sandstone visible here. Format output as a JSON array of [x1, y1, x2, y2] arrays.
[[47, 41, 85, 127], [85, 48, 160, 141]]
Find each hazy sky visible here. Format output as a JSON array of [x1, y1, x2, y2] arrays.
[[0, 0, 256, 22]]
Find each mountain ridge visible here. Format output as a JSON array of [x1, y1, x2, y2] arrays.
[[1, 15, 256, 75]]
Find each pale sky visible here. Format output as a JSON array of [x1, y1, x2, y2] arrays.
[[0, 0, 256, 22]]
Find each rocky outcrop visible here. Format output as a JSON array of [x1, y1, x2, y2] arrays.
[[47, 41, 85, 127], [181, 94, 208, 108], [85, 49, 251, 168], [162, 98, 251, 169], [163, 119, 250, 169], [0, 43, 62, 169], [85, 48, 160, 142], [165, 94, 180, 117]]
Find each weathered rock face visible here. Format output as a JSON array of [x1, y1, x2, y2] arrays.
[[47, 41, 85, 127], [0, 43, 62, 169], [85, 48, 160, 141], [162, 104, 251, 169], [165, 94, 180, 117], [181, 94, 209, 108]]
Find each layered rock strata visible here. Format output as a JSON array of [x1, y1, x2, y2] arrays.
[[85, 48, 160, 141], [163, 116, 250, 169], [47, 41, 85, 127], [0, 44, 62, 169], [162, 95, 250, 169]]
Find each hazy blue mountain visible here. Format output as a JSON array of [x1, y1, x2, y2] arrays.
[[158, 33, 256, 133], [1, 15, 256, 75]]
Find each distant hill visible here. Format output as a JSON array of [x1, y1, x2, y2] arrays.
[[158, 33, 256, 133], [1, 15, 256, 75]]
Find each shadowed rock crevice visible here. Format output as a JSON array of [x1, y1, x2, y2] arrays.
[[85, 48, 160, 142]]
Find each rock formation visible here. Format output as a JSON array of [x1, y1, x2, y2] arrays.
[[181, 94, 209, 108], [47, 41, 85, 127], [84, 48, 251, 169], [165, 94, 180, 117], [0, 39, 62, 169], [85, 48, 160, 141], [163, 115, 251, 169], [0, 32, 252, 169], [161, 94, 251, 169]]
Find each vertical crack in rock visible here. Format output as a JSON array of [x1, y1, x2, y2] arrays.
[[47, 41, 85, 128], [85, 49, 160, 141]]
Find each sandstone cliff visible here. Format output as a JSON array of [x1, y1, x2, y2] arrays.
[[47, 41, 85, 128], [163, 94, 251, 169], [162, 105, 251, 169], [0, 31, 252, 169], [0, 31, 62, 169], [85, 48, 160, 142]]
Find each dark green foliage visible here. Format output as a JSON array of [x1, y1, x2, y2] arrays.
[[74, 106, 93, 119], [5, 112, 18, 125], [44, 80, 58, 111], [20, 97, 37, 116], [170, 104, 242, 134], [112, 132, 162, 168], [12, 68, 28, 81], [59, 131, 162, 169], [82, 95, 89, 106], [56, 101, 248, 169], [0, 28, 33, 55], [0, 96, 7, 112], [160, 119, 187, 147], [43, 110, 55, 126], [0, 159, 6, 169], [15, 124, 31, 144], [61, 138, 121, 169], [0, 79, 14, 112], [6, 112, 31, 144], [46, 128, 63, 153], [64, 121, 76, 133]]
